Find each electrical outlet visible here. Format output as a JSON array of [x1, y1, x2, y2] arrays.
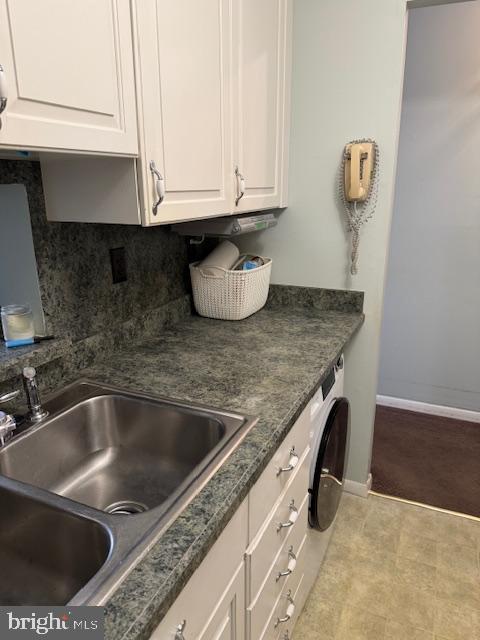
[[110, 247, 127, 284]]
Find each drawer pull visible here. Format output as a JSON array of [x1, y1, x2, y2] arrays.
[[277, 500, 298, 532], [276, 447, 299, 476], [274, 590, 295, 627], [276, 546, 297, 581], [174, 620, 186, 640]]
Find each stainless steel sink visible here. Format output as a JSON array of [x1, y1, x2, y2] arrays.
[[0, 484, 111, 606], [0, 381, 257, 605], [1, 392, 229, 513]]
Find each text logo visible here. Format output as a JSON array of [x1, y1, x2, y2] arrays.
[[0, 607, 104, 639]]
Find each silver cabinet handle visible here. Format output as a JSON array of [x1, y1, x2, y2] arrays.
[[275, 590, 295, 627], [0, 64, 7, 114], [149, 160, 165, 215], [276, 546, 297, 582], [277, 446, 299, 476], [235, 166, 245, 205], [277, 500, 298, 532], [174, 620, 186, 640], [0, 64, 7, 130]]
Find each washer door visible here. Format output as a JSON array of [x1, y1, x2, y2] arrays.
[[309, 397, 350, 531]]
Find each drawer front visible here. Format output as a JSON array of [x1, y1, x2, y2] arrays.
[[150, 500, 247, 640], [273, 575, 306, 640], [259, 533, 307, 640], [247, 496, 308, 640], [246, 446, 310, 603], [249, 401, 311, 542], [280, 563, 310, 640]]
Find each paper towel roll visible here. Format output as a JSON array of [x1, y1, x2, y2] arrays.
[[199, 240, 239, 276]]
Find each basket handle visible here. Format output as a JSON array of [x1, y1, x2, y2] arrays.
[[196, 266, 229, 279]]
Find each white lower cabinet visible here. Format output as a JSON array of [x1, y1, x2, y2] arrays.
[[245, 447, 310, 640], [150, 406, 312, 640], [248, 401, 311, 542], [150, 500, 247, 640], [263, 537, 307, 640], [246, 498, 308, 640], [246, 447, 310, 603], [198, 563, 245, 640]]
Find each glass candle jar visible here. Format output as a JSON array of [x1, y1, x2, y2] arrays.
[[1, 304, 35, 346]]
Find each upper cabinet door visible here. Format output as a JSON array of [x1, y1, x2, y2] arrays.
[[135, 0, 233, 225], [232, 0, 292, 213], [0, 0, 137, 155]]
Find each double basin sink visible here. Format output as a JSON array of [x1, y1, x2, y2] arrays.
[[0, 381, 257, 606]]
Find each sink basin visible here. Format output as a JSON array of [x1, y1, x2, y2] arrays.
[[0, 392, 228, 513], [0, 380, 257, 605], [0, 484, 111, 605]]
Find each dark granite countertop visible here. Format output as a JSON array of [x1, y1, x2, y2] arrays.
[[76, 289, 364, 640], [0, 337, 71, 384]]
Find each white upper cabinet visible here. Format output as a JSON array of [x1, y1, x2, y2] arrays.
[[232, 0, 292, 213], [134, 0, 233, 225], [135, 0, 292, 224], [40, 0, 292, 225], [0, 0, 137, 155]]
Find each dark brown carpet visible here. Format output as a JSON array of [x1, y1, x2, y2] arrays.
[[372, 405, 480, 518]]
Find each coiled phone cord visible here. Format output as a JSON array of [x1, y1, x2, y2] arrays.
[[339, 139, 380, 275]]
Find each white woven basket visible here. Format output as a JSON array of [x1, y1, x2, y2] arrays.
[[190, 258, 272, 320]]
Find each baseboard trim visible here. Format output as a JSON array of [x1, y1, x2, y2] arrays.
[[344, 473, 372, 498], [376, 395, 480, 424], [369, 490, 480, 523]]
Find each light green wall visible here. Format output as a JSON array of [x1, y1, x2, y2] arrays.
[[240, 0, 408, 485]]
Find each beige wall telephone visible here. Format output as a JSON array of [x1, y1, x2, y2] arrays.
[[339, 139, 379, 275], [344, 142, 376, 202]]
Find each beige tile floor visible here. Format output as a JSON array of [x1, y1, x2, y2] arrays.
[[293, 493, 480, 640]]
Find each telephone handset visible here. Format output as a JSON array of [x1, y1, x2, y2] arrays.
[[340, 139, 379, 275], [344, 142, 376, 202]]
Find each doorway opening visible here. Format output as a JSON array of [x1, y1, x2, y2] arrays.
[[373, 0, 480, 518]]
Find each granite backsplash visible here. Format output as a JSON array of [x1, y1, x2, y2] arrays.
[[0, 160, 189, 340], [0, 159, 365, 403], [0, 160, 191, 396]]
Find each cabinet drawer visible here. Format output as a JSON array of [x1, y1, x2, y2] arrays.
[[249, 402, 311, 541], [246, 447, 310, 602], [247, 496, 308, 640], [259, 533, 307, 640], [150, 499, 247, 640], [273, 574, 306, 640]]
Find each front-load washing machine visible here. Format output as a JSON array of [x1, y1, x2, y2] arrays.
[[304, 355, 350, 589]]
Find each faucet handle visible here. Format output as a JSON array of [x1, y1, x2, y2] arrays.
[[22, 366, 48, 422], [0, 390, 20, 404], [0, 410, 16, 446]]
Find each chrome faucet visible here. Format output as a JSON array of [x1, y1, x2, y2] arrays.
[[0, 367, 48, 448], [22, 367, 48, 422], [0, 390, 19, 446]]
